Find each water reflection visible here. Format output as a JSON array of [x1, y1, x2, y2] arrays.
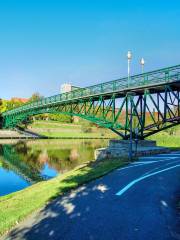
[[0, 139, 108, 196]]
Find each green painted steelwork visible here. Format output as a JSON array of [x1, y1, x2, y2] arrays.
[[2, 64, 180, 139]]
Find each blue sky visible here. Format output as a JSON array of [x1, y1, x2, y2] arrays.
[[0, 0, 180, 99]]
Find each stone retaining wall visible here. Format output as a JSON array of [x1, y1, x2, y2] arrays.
[[95, 140, 170, 160]]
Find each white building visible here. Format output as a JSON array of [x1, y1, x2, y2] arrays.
[[60, 83, 80, 93]]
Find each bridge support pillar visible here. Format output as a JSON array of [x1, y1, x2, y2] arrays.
[[95, 139, 170, 160]]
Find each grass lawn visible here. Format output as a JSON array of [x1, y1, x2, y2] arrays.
[[28, 121, 117, 138], [40, 131, 115, 138], [29, 121, 180, 142], [149, 132, 180, 148], [30, 121, 82, 129], [0, 157, 128, 236]]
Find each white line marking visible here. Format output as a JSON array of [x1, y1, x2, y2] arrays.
[[131, 161, 156, 164], [117, 156, 179, 172], [139, 156, 177, 160], [117, 157, 177, 171], [116, 164, 180, 196], [158, 153, 180, 155], [116, 164, 145, 171], [142, 160, 180, 176]]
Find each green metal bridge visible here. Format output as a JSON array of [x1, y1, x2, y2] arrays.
[[2, 64, 180, 139]]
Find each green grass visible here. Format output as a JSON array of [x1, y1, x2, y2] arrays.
[[149, 132, 180, 148], [28, 121, 117, 138], [0, 157, 128, 236], [40, 131, 115, 138], [30, 121, 180, 141], [31, 122, 82, 129]]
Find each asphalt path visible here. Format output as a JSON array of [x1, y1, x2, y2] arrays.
[[2, 152, 180, 240]]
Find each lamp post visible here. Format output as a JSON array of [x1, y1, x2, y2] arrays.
[[127, 51, 132, 87], [140, 57, 145, 74], [129, 94, 133, 161]]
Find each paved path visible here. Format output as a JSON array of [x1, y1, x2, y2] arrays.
[[2, 152, 180, 240]]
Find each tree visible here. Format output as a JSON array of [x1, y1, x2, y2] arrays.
[[0, 99, 3, 128], [29, 92, 43, 102]]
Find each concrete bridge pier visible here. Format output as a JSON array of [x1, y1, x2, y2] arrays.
[[95, 139, 170, 160]]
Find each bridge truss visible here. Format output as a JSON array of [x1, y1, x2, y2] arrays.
[[2, 64, 180, 139]]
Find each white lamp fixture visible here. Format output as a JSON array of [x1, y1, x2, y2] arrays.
[[127, 51, 132, 86], [140, 57, 145, 74]]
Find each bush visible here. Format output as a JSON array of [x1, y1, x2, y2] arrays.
[[81, 125, 92, 133], [31, 113, 72, 123]]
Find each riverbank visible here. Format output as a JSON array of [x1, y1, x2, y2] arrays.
[[0, 121, 118, 139], [0, 130, 31, 139], [0, 156, 128, 236]]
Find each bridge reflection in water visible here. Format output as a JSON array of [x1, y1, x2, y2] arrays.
[[0, 139, 108, 196]]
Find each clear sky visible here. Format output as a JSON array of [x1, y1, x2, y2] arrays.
[[0, 0, 180, 99]]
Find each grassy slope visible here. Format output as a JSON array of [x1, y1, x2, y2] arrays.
[[28, 121, 117, 138], [40, 132, 115, 138], [149, 132, 180, 148], [0, 158, 128, 236], [30, 121, 82, 129], [30, 121, 180, 142]]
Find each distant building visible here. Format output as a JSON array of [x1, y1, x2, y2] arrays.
[[11, 98, 29, 103], [60, 84, 81, 123], [60, 83, 80, 93]]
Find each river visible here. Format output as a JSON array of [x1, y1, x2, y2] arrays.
[[0, 139, 108, 196]]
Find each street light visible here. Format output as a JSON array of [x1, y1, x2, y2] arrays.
[[140, 57, 145, 74], [127, 51, 132, 87]]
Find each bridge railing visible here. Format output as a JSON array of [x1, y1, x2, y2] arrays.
[[3, 64, 180, 116]]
